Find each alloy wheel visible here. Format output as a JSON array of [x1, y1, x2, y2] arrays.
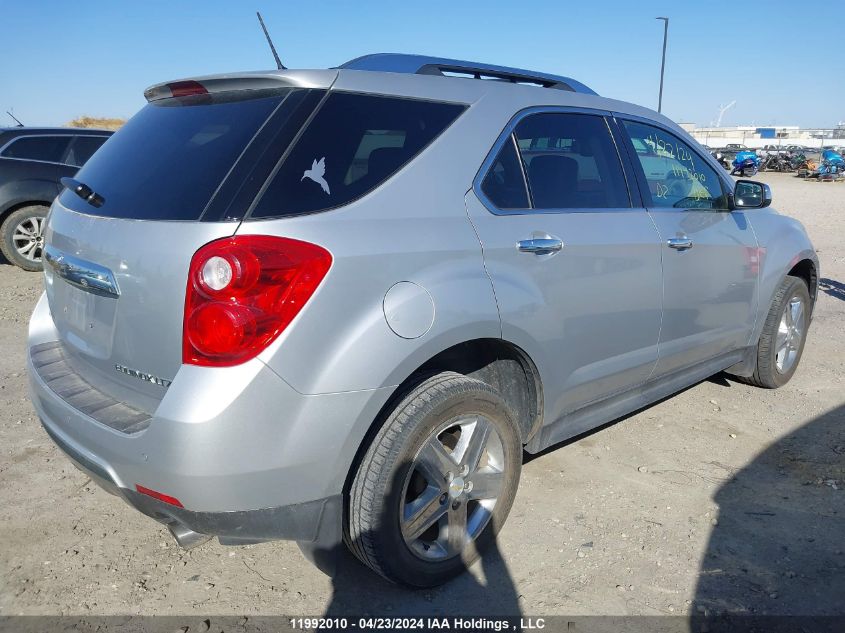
[[12, 215, 45, 262], [400, 415, 505, 561], [775, 294, 805, 373]]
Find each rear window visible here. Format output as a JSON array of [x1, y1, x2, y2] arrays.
[[58, 90, 291, 220], [1, 135, 71, 162], [251, 93, 466, 218]]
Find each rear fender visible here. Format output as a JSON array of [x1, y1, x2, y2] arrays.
[[0, 178, 58, 217]]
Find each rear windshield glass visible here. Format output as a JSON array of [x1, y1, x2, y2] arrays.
[[58, 90, 289, 220], [251, 93, 466, 218]]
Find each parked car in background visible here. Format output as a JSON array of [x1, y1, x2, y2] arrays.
[[0, 127, 112, 270], [28, 54, 818, 586], [759, 144, 788, 157]]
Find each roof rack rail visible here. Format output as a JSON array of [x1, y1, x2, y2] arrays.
[[338, 53, 597, 96]]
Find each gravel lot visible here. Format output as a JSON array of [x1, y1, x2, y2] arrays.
[[0, 173, 842, 619]]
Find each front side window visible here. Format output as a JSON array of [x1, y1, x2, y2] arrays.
[[622, 120, 728, 210], [1, 136, 71, 163], [251, 93, 466, 218], [513, 113, 630, 209]]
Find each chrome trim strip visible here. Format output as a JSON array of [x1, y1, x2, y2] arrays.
[[43, 245, 120, 298]]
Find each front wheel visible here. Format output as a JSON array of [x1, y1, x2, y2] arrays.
[[345, 372, 522, 586], [0, 205, 48, 271], [742, 275, 811, 388]]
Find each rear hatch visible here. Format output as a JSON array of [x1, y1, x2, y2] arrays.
[[42, 74, 332, 412]]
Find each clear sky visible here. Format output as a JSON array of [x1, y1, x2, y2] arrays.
[[1, 0, 841, 129]]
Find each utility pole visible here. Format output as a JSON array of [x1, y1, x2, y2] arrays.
[[656, 17, 669, 113]]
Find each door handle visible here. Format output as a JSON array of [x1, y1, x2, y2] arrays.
[[667, 237, 693, 250], [517, 238, 563, 255]]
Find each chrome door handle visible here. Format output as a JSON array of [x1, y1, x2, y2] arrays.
[[667, 237, 693, 250], [517, 238, 563, 255]]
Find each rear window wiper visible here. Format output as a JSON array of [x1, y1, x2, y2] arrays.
[[61, 177, 105, 208]]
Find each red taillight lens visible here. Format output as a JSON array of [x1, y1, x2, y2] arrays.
[[183, 235, 332, 367], [167, 80, 208, 98]]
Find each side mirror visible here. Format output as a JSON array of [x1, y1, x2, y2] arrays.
[[733, 180, 772, 209]]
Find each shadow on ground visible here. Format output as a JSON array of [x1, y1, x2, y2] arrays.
[[693, 404, 845, 615], [313, 457, 522, 620], [320, 536, 520, 618], [819, 278, 845, 302]]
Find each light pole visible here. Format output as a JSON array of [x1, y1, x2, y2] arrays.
[[656, 17, 669, 113]]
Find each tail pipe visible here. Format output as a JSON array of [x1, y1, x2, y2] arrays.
[[167, 521, 212, 549]]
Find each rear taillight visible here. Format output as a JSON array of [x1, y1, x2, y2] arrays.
[[183, 235, 332, 367]]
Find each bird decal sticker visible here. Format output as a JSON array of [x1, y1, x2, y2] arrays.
[[302, 157, 331, 194]]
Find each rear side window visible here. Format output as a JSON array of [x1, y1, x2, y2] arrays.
[[481, 137, 530, 209], [251, 93, 466, 218], [514, 113, 630, 209], [65, 135, 109, 167], [59, 90, 292, 220], [1, 136, 71, 163]]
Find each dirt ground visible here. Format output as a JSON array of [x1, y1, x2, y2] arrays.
[[0, 173, 842, 619]]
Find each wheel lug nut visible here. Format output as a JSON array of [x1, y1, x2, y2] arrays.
[[464, 481, 473, 492], [459, 464, 469, 476], [452, 500, 461, 510], [439, 493, 447, 505], [445, 471, 454, 482]]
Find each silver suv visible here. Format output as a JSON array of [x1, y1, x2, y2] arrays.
[[27, 54, 818, 587]]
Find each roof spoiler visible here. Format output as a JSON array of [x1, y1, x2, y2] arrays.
[[143, 71, 337, 102]]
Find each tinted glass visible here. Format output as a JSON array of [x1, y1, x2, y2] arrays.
[[1, 136, 71, 162], [252, 93, 465, 217], [481, 136, 530, 209], [65, 135, 109, 167], [623, 120, 728, 210], [59, 90, 292, 220], [514, 113, 629, 209]]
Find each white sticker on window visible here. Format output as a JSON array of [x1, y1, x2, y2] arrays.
[[301, 156, 331, 194]]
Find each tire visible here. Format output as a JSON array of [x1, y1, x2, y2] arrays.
[[741, 275, 811, 388], [345, 372, 522, 587], [0, 205, 48, 272]]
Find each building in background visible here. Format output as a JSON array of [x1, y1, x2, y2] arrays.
[[685, 124, 845, 149]]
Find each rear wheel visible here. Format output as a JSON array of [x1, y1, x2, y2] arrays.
[[741, 275, 810, 388], [345, 372, 521, 586], [0, 205, 48, 271]]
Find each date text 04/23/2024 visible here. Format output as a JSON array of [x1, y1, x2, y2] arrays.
[[289, 617, 546, 630]]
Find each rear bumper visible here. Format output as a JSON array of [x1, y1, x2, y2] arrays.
[[27, 292, 393, 544], [38, 415, 341, 544]]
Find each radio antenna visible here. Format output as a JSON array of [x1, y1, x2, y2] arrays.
[[256, 12, 286, 70], [6, 110, 24, 127]]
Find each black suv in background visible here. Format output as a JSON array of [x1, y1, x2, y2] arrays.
[[0, 127, 112, 270]]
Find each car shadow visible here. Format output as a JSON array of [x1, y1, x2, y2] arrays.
[[309, 458, 523, 621], [693, 404, 845, 616], [819, 278, 845, 302]]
